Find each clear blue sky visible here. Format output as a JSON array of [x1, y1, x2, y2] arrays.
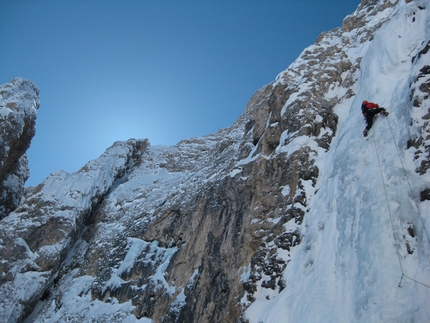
[[0, 0, 360, 186]]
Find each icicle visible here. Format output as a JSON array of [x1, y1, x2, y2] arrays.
[[398, 274, 404, 288]]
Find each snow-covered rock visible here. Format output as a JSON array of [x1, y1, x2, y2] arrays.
[[0, 138, 148, 323], [0, 77, 39, 219], [1, 0, 430, 322]]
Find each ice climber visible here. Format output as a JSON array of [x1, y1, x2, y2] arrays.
[[361, 100, 389, 137]]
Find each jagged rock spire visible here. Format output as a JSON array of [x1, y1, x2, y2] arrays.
[[0, 78, 40, 219]]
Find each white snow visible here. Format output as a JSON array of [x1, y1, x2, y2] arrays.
[[280, 185, 291, 197], [25, 275, 152, 323], [244, 1, 430, 322]]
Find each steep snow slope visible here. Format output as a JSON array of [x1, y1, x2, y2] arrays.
[[245, 1, 430, 322]]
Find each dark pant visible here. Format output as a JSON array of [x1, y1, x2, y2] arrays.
[[365, 108, 385, 130]]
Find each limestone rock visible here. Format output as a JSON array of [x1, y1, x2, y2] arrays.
[[0, 138, 149, 323], [408, 39, 430, 189], [0, 78, 40, 219]]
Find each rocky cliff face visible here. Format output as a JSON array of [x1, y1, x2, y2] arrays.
[[0, 78, 39, 220], [1, 1, 430, 323]]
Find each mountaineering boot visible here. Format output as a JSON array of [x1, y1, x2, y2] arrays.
[[380, 111, 389, 116], [363, 129, 368, 137]]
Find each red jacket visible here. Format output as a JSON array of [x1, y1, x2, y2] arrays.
[[361, 100, 379, 116]]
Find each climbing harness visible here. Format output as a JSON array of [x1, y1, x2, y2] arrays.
[[372, 117, 430, 289]]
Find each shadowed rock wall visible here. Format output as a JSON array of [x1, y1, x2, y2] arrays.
[[0, 78, 39, 219]]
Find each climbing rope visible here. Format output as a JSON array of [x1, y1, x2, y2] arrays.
[[371, 118, 430, 289], [372, 132, 405, 277]]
